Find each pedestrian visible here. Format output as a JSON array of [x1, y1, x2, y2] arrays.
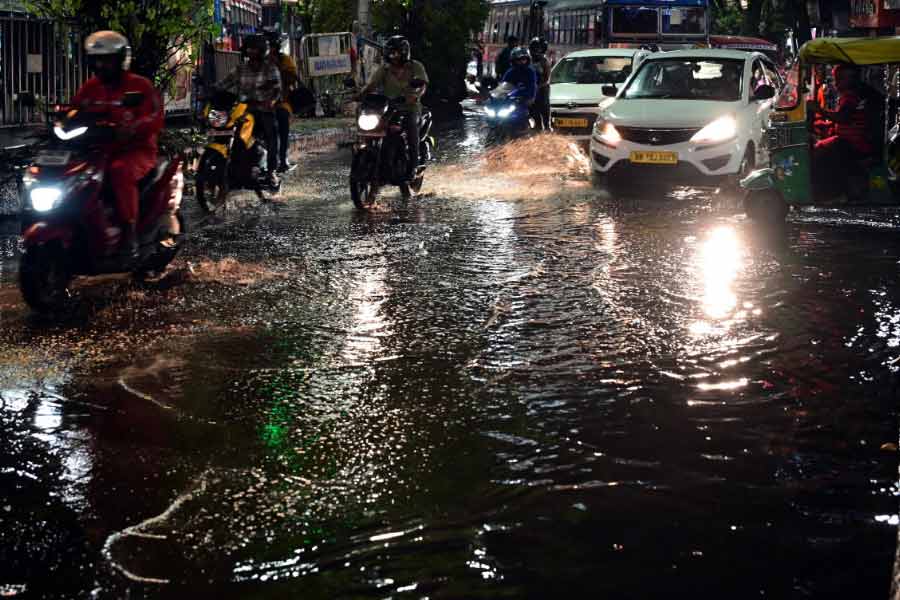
[[495, 35, 518, 80], [529, 37, 551, 131], [265, 28, 299, 173]]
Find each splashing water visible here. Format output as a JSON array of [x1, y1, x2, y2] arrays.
[[185, 258, 286, 286]]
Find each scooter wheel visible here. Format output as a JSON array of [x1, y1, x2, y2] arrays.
[[19, 244, 72, 313]]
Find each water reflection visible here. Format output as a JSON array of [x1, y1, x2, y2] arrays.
[[699, 226, 742, 321]]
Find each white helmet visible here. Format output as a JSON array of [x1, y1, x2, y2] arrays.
[[84, 31, 132, 71]]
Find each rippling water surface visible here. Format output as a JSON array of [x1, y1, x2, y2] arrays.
[[0, 118, 897, 599]]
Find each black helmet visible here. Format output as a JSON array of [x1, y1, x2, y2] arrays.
[[262, 26, 286, 51], [384, 35, 411, 63], [510, 46, 531, 65], [241, 34, 269, 59], [529, 37, 548, 57]]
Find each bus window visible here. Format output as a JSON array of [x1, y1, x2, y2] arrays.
[[611, 7, 658, 36], [661, 7, 705, 35]]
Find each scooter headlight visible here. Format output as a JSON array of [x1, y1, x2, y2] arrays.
[[357, 113, 381, 131], [53, 125, 88, 140], [485, 107, 497, 117], [498, 105, 515, 118], [30, 187, 63, 212]]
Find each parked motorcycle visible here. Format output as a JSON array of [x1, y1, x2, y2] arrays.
[[18, 92, 186, 312], [195, 89, 277, 213], [349, 79, 434, 209], [484, 81, 534, 142]]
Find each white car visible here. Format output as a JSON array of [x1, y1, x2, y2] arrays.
[[550, 48, 650, 143], [589, 49, 780, 190]]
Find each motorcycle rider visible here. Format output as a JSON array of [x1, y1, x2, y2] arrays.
[[501, 47, 537, 106], [264, 27, 299, 173], [357, 35, 429, 181], [218, 34, 282, 187], [529, 37, 551, 131], [495, 35, 518, 81], [71, 31, 163, 261]]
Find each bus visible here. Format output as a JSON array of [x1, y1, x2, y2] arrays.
[[479, 0, 711, 76]]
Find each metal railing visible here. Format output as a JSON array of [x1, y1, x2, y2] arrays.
[[0, 15, 87, 127]]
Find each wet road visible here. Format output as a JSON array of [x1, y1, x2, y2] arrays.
[[1, 117, 898, 599]]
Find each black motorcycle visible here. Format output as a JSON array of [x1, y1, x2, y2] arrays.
[[349, 79, 434, 209]]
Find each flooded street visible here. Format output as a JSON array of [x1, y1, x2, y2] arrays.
[[1, 116, 898, 599]]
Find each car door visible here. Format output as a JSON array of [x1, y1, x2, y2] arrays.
[[749, 56, 777, 164]]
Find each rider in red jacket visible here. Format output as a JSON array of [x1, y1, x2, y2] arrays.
[[71, 31, 164, 259]]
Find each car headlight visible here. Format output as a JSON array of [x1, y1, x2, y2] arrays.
[[498, 105, 515, 118], [596, 121, 622, 146], [357, 113, 381, 131], [691, 115, 737, 145], [208, 110, 229, 128], [30, 187, 63, 212], [53, 125, 87, 140]]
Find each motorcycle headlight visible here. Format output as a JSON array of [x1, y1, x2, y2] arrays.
[[498, 105, 515, 118], [53, 125, 88, 140], [485, 107, 497, 117], [30, 187, 63, 212], [358, 113, 381, 131], [208, 110, 229, 128], [691, 115, 737, 145], [596, 121, 622, 146]]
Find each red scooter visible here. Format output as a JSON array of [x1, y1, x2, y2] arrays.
[[18, 92, 186, 313]]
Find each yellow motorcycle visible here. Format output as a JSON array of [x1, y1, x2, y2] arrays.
[[196, 90, 277, 213]]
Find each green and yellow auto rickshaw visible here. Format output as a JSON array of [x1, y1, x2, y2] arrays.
[[741, 36, 900, 222]]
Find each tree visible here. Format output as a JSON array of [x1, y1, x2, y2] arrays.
[[23, 0, 216, 90], [372, 0, 489, 103]]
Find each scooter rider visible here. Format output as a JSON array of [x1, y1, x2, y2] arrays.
[[529, 37, 551, 130], [71, 31, 163, 261], [218, 34, 282, 186], [502, 47, 537, 105], [264, 27, 299, 173], [358, 35, 428, 181]]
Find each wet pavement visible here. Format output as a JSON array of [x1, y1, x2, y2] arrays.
[[1, 115, 898, 599]]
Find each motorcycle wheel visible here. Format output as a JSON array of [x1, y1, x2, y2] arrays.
[[135, 211, 186, 279], [19, 243, 72, 313], [350, 152, 378, 210], [196, 151, 229, 213]]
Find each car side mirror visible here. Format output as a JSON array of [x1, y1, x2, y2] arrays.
[[122, 91, 144, 107], [602, 85, 617, 97], [753, 84, 775, 101]]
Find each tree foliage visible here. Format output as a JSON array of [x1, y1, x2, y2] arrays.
[[372, 0, 489, 103], [710, 0, 809, 45], [23, 0, 216, 88]]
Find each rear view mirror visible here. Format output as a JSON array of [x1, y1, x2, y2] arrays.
[[602, 85, 617, 97], [122, 91, 144, 107], [753, 84, 775, 101]]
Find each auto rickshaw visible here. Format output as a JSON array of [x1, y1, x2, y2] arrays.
[[740, 36, 900, 222]]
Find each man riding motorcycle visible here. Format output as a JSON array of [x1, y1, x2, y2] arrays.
[[501, 47, 537, 105], [529, 37, 551, 131], [217, 34, 282, 186], [264, 27, 299, 173], [357, 35, 429, 181], [70, 30, 164, 260]]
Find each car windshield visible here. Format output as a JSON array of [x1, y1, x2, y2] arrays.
[[622, 58, 744, 101], [551, 56, 634, 85]]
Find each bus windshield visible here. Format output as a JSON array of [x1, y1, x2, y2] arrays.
[[622, 58, 744, 101], [551, 56, 634, 85]]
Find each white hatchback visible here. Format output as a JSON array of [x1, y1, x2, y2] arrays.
[[550, 48, 650, 143], [589, 49, 780, 189]]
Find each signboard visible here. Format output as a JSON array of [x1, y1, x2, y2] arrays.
[[308, 54, 352, 76], [318, 35, 340, 56], [850, 0, 900, 27]]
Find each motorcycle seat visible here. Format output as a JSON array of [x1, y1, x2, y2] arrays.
[[137, 158, 170, 198]]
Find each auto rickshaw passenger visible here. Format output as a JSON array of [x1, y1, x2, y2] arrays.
[[812, 65, 882, 196], [813, 65, 835, 139]]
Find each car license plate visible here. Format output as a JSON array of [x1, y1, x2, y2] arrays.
[[556, 117, 589, 128], [35, 150, 71, 166], [630, 151, 678, 165]]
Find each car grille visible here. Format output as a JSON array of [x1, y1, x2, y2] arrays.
[[552, 111, 597, 136], [617, 126, 700, 146]]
